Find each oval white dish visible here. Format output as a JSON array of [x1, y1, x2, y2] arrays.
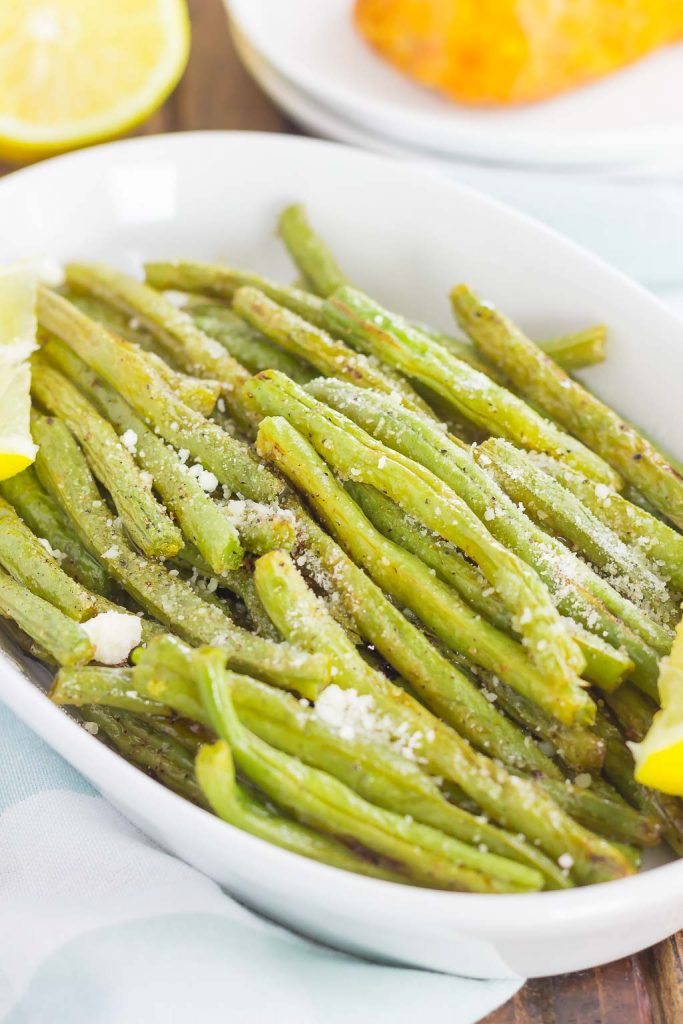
[[0, 132, 682, 979]]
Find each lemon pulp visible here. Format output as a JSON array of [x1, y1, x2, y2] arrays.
[[0, 0, 190, 162]]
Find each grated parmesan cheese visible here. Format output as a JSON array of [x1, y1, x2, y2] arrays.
[[120, 429, 138, 453], [38, 537, 65, 563]]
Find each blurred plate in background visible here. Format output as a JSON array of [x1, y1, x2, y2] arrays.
[[227, 0, 683, 169], [231, 23, 683, 301]]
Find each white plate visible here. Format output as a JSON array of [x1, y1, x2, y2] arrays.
[[232, 25, 683, 293], [227, 0, 683, 168], [1, 132, 683, 980]]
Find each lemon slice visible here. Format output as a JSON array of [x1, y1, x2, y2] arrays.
[[0, 0, 190, 163], [631, 617, 683, 796], [0, 265, 38, 365], [0, 363, 38, 481]]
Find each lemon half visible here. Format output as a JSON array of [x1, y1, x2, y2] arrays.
[[0, 363, 38, 481], [0, 265, 38, 364], [631, 617, 683, 796], [0, 0, 190, 163]]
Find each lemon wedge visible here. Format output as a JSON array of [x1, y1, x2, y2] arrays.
[[0, 265, 39, 364], [0, 0, 190, 163], [0, 363, 38, 481], [0, 265, 39, 480], [631, 616, 683, 796]]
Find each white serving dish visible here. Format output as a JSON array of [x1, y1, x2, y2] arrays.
[[227, 0, 683, 168], [1, 132, 682, 979]]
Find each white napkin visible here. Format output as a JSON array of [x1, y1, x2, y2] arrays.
[[0, 701, 521, 1023]]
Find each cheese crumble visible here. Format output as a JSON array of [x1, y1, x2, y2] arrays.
[[82, 611, 142, 665]]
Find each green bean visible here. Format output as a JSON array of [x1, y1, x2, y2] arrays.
[[51, 338, 291, 563], [0, 495, 95, 621], [0, 467, 111, 596], [0, 567, 94, 666], [276, 446, 587, 726], [571, 627, 635, 693], [532, 456, 683, 593], [191, 305, 316, 384], [452, 285, 683, 527], [534, 776, 661, 847], [422, 324, 606, 376], [472, 453, 671, 681], [230, 676, 568, 888], [304, 511, 634, 876], [144, 715, 209, 755], [139, 353, 221, 419], [256, 538, 565, 784], [32, 357, 183, 560], [277, 203, 348, 297], [173, 545, 280, 640], [250, 551, 634, 881], [51, 665, 169, 715], [83, 705, 205, 804], [218, 565, 280, 640], [280, 460, 585, 779], [233, 287, 434, 417], [195, 739, 411, 883], [476, 673, 605, 774], [0, 618, 54, 665], [65, 263, 254, 426], [220, 498, 296, 556], [126, 639, 560, 886], [349, 482, 632, 691], [276, 204, 606, 374], [144, 260, 328, 329], [132, 657, 209, 725], [308, 377, 659, 694], [300, 504, 518, 744], [539, 325, 608, 370], [44, 338, 244, 573], [323, 287, 620, 487], [59, 287, 155, 343], [37, 287, 281, 502], [249, 372, 592, 721], [478, 437, 677, 628], [61, 289, 222, 415], [202, 668, 544, 892], [594, 711, 683, 856], [137, 639, 544, 891], [194, 621, 628, 883], [603, 683, 657, 742], [31, 412, 330, 697]]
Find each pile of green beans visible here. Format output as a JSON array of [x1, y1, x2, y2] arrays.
[[3, 202, 682, 893]]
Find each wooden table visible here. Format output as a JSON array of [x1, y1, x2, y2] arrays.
[[2, 1, 681, 1018]]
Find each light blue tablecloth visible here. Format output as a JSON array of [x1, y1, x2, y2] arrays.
[[0, 702, 520, 1023]]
